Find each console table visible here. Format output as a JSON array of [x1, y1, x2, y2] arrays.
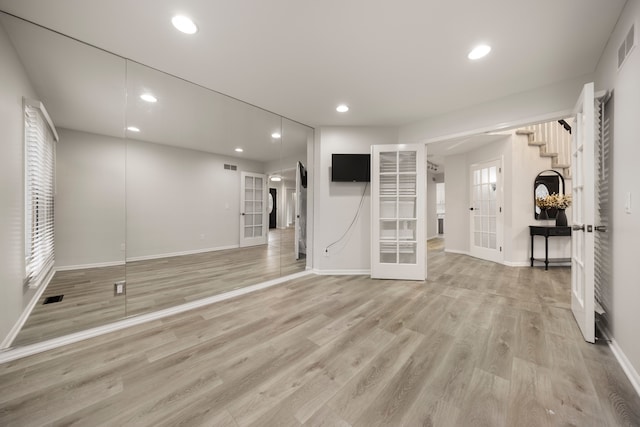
[[529, 225, 572, 270]]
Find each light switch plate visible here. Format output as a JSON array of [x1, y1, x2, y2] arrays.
[[625, 192, 632, 214]]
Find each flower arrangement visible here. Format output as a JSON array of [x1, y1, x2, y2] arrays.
[[536, 193, 572, 210]]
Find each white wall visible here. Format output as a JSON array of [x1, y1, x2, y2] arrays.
[[126, 140, 264, 260], [0, 21, 38, 343], [594, 0, 640, 383], [313, 126, 398, 273], [55, 129, 125, 268]]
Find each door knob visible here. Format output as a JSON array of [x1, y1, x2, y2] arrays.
[[594, 225, 607, 232], [572, 224, 585, 231]]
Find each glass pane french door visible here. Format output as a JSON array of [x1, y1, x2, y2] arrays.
[[240, 172, 267, 247], [371, 144, 426, 280], [469, 159, 502, 263]]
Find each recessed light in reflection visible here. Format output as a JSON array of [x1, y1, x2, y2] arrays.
[[271, 132, 281, 139], [235, 148, 244, 152], [140, 93, 157, 103], [270, 176, 282, 182], [127, 126, 140, 132], [336, 104, 349, 113], [172, 15, 198, 34]]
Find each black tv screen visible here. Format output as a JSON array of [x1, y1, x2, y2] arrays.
[[331, 154, 371, 182]]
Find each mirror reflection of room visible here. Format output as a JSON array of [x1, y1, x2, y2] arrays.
[[0, 12, 311, 348]]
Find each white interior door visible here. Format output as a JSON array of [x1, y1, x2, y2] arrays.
[[371, 144, 426, 280], [240, 171, 268, 247], [571, 82, 596, 343], [469, 159, 503, 263]]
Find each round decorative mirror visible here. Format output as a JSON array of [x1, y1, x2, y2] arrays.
[[534, 170, 565, 219]]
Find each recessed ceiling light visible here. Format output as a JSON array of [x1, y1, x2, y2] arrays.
[[336, 104, 349, 113], [140, 93, 157, 103], [468, 44, 491, 60], [172, 15, 198, 34], [270, 176, 282, 182], [127, 126, 140, 132], [271, 132, 281, 139], [235, 147, 243, 152]]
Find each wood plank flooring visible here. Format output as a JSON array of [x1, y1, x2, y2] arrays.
[[14, 228, 305, 346], [2, 239, 639, 426]]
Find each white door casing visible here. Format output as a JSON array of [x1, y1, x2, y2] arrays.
[[469, 158, 503, 264], [371, 144, 426, 280], [240, 171, 268, 248], [571, 82, 596, 343]]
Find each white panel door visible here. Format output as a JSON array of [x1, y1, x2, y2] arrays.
[[469, 159, 503, 263], [371, 144, 426, 280], [240, 172, 268, 248], [571, 82, 596, 343]]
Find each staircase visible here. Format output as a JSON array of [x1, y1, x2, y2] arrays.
[[516, 120, 573, 179]]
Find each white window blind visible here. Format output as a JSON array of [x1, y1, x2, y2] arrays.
[[24, 99, 58, 288]]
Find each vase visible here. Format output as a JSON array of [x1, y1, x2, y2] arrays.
[[556, 209, 567, 226], [539, 209, 548, 220]]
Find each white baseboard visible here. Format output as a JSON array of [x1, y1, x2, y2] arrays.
[[444, 249, 469, 256], [599, 326, 640, 398], [312, 269, 371, 276], [502, 261, 531, 267], [0, 270, 313, 364], [55, 260, 125, 271], [0, 267, 55, 350], [126, 244, 239, 262]]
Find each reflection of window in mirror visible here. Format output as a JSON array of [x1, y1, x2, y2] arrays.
[[533, 170, 564, 219], [534, 183, 550, 215]]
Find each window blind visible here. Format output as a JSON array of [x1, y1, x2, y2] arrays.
[[24, 99, 58, 288]]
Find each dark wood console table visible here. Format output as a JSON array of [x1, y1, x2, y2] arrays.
[[529, 225, 572, 270]]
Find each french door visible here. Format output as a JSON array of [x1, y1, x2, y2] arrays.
[[571, 82, 598, 343], [469, 159, 503, 263], [240, 172, 268, 247], [371, 144, 426, 280]]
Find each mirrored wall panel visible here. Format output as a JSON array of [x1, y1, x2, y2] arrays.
[[0, 12, 312, 348], [0, 12, 127, 346]]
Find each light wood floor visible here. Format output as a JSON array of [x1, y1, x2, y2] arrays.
[[14, 228, 305, 346], [2, 239, 639, 426]]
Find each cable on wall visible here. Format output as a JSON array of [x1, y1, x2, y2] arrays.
[[325, 182, 369, 254]]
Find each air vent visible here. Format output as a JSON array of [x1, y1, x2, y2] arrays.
[[224, 163, 237, 171], [618, 23, 636, 70], [43, 295, 64, 304]]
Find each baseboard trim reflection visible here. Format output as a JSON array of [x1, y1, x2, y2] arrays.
[[0, 269, 313, 364], [126, 244, 239, 262]]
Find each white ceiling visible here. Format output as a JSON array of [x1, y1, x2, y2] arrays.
[[0, 0, 625, 129]]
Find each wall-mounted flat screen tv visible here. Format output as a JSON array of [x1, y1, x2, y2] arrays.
[[331, 153, 371, 182]]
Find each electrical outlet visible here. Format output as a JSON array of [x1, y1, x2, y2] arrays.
[[120, 243, 126, 251], [200, 234, 205, 240], [324, 248, 329, 257], [114, 281, 126, 296]]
